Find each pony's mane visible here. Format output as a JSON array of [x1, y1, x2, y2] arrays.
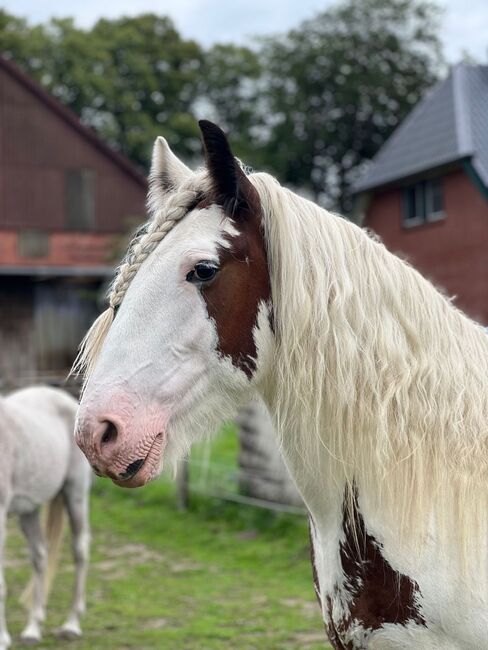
[[250, 171, 488, 571]]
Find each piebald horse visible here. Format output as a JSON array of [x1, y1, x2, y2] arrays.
[[0, 386, 90, 648], [75, 121, 488, 649]]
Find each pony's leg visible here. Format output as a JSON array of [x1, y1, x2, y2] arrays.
[[0, 507, 11, 649], [58, 479, 90, 639], [18, 509, 47, 643]]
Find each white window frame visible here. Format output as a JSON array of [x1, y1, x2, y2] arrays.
[[402, 178, 445, 228], [424, 178, 445, 223]]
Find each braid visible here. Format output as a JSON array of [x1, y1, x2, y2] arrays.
[[109, 188, 198, 309], [71, 185, 200, 380]]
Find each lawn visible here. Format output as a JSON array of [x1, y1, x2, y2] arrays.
[[4, 427, 330, 649]]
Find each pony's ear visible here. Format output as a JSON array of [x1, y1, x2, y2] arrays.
[[148, 137, 192, 211], [199, 120, 256, 216]]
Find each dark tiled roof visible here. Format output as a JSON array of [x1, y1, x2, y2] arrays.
[[353, 64, 488, 193], [0, 56, 147, 188]]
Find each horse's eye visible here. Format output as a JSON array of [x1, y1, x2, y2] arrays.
[[186, 261, 219, 284]]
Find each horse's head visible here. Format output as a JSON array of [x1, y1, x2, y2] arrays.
[[75, 121, 274, 487]]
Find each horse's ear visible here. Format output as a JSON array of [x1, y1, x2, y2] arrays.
[[199, 120, 256, 217], [148, 137, 192, 211]]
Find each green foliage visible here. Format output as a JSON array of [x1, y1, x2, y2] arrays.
[[200, 44, 265, 164], [0, 0, 444, 210], [0, 12, 203, 166], [261, 0, 444, 212]]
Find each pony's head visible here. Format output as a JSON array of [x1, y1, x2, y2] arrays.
[[75, 121, 274, 487]]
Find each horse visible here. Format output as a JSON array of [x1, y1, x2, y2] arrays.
[[0, 386, 91, 648], [74, 120, 488, 649]]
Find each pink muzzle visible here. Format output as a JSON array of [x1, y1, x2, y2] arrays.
[[75, 394, 169, 488]]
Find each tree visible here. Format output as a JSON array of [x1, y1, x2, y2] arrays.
[[1, 2, 445, 202], [0, 12, 204, 168], [88, 15, 204, 165], [199, 44, 265, 164], [261, 0, 444, 213]]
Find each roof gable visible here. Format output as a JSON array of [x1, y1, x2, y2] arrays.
[[354, 64, 488, 193], [0, 56, 146, 189], [464, 66, 488, 186]]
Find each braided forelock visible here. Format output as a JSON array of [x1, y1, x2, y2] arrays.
[[71, 174, 208, 380], [109, 186, 201, 309]]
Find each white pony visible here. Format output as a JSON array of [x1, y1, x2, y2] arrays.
[[74, 121, 488, 649], [0, 386, 91, 648]]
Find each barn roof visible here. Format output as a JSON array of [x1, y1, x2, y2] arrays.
[[0, 56, 147, 188], [353, 64, 488, 193]]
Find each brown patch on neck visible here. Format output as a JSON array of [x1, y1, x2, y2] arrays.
[[199, 185, 271, 378], [335, 491, 425, 637]]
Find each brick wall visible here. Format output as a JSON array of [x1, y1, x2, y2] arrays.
[[363, 169, 488, 324], [0, 230, 117, 267], [0, 64, 146, 234]]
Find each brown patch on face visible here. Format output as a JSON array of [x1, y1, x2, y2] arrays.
[[197, 187, 271, 378], [324, 490, 425, 647], [195, 121, 273, 377]]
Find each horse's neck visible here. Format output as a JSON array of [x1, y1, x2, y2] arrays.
[[276, 421, 408, 567], [279, 428, 407, 557], [277, 430, 344, 524]]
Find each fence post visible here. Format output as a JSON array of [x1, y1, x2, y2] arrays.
[[176, 460, 189, 511]]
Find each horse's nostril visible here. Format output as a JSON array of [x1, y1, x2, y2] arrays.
[[100, 420, 118, 446]]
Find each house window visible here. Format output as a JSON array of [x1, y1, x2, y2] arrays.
[[18, 229, 49, 258], [65, 169, 95, 231], [403, 178, 444, 227]]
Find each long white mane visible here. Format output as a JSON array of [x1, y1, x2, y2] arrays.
[[75, 160, 487, 569], [251, 171, 488, 569]]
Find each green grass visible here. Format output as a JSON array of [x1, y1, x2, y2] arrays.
[[4, 428, 330, 649], [192, 422, 240, 466]]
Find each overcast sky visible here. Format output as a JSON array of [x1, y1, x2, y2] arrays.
[[1, 0, 487, 63]]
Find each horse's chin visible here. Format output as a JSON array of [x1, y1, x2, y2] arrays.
[[112, 432, 165, 489]]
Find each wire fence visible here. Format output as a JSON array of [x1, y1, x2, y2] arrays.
[[3, 373, 306, 516], [178, 442, 307, 516]]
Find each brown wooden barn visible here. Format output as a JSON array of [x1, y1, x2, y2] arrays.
[[353, 64, 488, 325], [0, 57, 147, 386]]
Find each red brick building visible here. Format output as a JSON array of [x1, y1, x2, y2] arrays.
[[353, 64, 488, 325], [0, 57, 147, 382]]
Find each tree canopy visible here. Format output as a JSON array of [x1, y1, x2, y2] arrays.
[[0, 12, 204, 165], [261, 0, 443, 211], [0, 0, 445, 213]]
